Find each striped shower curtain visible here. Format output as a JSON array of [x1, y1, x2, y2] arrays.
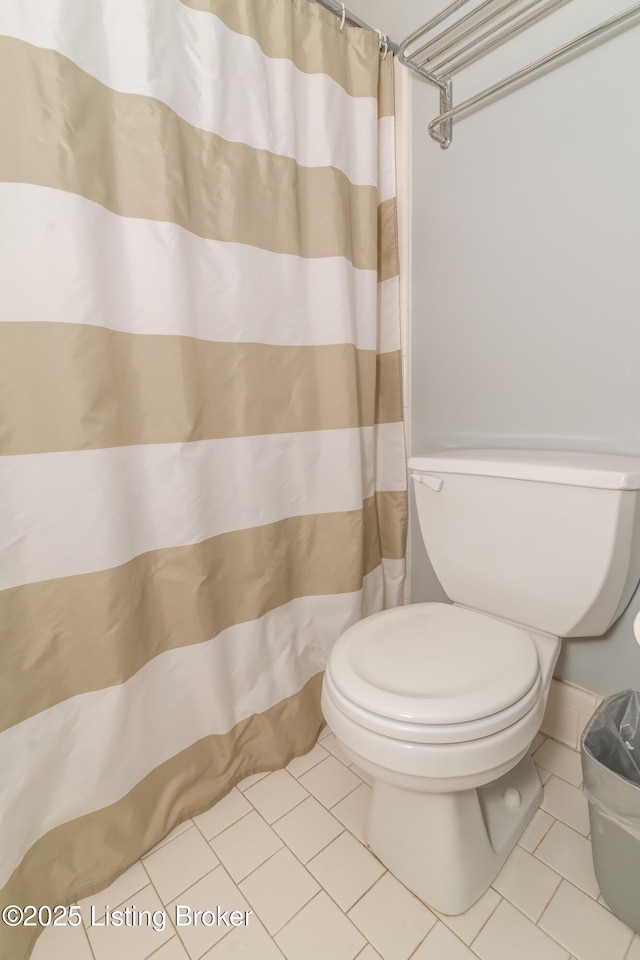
[[0, 1, 406, 956]]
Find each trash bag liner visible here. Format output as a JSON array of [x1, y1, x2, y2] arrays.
[[582, 689, 640, 837], [581, 689, 640, 933]]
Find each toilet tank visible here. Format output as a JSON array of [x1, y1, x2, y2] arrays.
[[409, 450, 640, 638]]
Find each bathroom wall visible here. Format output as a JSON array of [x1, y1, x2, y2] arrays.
[[346, 0, 640, 696]]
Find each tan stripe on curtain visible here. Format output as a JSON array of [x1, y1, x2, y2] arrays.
[[0, 37, 378, 268], [0, 493, 405, 731], [0, 324, 403, 454]]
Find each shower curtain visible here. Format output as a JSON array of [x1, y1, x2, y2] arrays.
[[0, 1, 406, 956]]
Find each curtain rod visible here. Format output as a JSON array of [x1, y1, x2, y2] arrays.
[[312, 0, 398, 53]]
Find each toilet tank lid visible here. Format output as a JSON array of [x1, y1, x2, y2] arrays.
[[408, 449, 640, 491]]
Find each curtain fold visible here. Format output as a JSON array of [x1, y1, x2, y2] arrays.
[[0, 2, 406, 957]]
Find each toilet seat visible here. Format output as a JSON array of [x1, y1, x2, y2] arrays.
[[325, 603, 542, 744]]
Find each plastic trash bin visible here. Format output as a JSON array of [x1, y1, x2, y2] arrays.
[[581, 689, 640, 934]]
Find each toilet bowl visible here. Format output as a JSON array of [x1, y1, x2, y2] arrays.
[[322, 449, 640, 914], [322, 602, 560, 913]]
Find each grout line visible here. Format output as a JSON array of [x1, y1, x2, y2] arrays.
[[144, 935, 182, 959], [233, 761, 327, 830], [236, 839, 289, 887], [407, 924, 438, 960], [468, 892, 503, 948], [285, 743, 331, 779], [81, 922, 98, 960], [329, 864, 389, 917], [353, 943, 376, 959], [143, 820, 196, 861], [256, 883, 321, 941], [301, 826, 348, 866], [624, 932, 639, 959], [169, 861, 240, 957], [191, 813, 218, 847], [141, 835, 222, 914], [114, 869, 184, 960], [213, 798, 291, 884], [529, 878, 633, 959]]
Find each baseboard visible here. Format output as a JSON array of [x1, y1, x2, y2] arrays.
[[541, 679, 604, 751]]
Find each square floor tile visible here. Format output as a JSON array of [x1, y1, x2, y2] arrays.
[[201, 916, 285, 959], [146, 820, 194, 856], [412, 921, 477, 959], [320, 733, 352, 766], [31, 921, 93, 960], [275, 891, 366, 960], [210, 811, 283, 883], [239, 848, 320, 934], [331, 783, 372, 844], [299, 757, 361, 809], [472, 899, 569, 960], [194, 788, 252, 841], [273, 796, 344, 863], [286, 742, 329, 779], [168, 865, 253, 959], [348, 873, 436, 960], [86, 884, 174, 960], [148, 938, 191, 959], [78, 859, 150, 923], [492, 845, 561, 921], [533, 740, 582, 786], [518, 808, 554, 853], [307, 831, 385, 910], [436, 888, 501, 945], [539, 880, 634, 960], [535, 821, 599, 898], [243, 770, 308, 823], [541, 776, 590, 836], [354, 948, 383, 960], [237, 771, 269, 791], [143, 826, 220, 904]]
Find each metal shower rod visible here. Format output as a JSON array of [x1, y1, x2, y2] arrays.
[[313, 0, 398, 53], [398, 0, 640, 148]]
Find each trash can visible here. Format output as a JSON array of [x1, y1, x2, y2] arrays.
[[581, 689, 640, 934]]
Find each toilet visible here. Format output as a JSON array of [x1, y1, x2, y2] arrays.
[[322, 449, 640, 915]]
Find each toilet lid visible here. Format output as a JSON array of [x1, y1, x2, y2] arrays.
[[327, 603, 540, 726]]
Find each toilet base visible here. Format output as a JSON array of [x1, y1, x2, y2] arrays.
[[365, 754, 542, 915]]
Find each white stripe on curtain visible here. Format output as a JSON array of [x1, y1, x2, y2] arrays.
[[378, 115, 398, 203], [0, 424, 405, 589], [0, 184, 379, 349]]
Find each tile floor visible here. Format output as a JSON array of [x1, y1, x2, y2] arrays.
[[32, 729, 639, 960]]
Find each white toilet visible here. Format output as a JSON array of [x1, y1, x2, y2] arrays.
[[322, 449, 640, 915]]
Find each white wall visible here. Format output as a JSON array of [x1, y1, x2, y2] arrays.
[[347, 0, 640, 695]]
